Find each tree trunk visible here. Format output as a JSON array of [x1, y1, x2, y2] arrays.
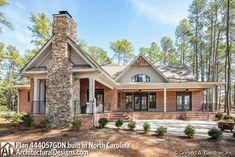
[[225, 0, 231, 115]]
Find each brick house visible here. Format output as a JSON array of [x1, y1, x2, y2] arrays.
[[18, 11, 224, 127]]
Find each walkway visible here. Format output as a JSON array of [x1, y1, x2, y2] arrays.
[[106, 120, 233, 137]]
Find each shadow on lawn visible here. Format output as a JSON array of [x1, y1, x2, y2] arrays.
[[1, 127, 235, 157], [17, 128, 145, 157]]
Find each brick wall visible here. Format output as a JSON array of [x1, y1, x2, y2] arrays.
[[19, 89, 31, 114], [18, 78, 35, 114], [192, 90, 203, 111], [132, 112, 183, 120], [33, 115, 45, 124], [75, 114, 93, 130], [156, 91, 176, 112], [80, 79, 117, 112]]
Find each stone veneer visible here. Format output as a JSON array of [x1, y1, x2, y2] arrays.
[[46, 12, 77, 127]]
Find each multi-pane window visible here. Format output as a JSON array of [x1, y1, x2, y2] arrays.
[[176, 92, 191, 111], [117, 93, 121, 108], [149, 93, 156, 109], [125, 93, 132, 109], [33, 79, 46, 114], [131, 74, 150, 82], [87, 89, 104, 106]]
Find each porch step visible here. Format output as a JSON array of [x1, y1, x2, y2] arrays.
[[108, 113, 132, 121], [185, 112, 208, 121]]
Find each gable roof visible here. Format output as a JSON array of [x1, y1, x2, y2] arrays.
[[157, 65, 197, 82], [21, 37, 98, 74], [20, 36, 117, 85], [21, 37, 53, 74], [114, 54, 171, 82], [21, 36, 196, 83], [101, 64, 196, 83]]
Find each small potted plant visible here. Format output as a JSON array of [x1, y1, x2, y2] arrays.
[[217, 114, 235, 132]]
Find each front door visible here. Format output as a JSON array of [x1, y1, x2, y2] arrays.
[[176, 92, 191, 111], [134, 93, 148, 111]]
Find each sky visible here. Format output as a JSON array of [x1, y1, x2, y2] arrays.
[[0, 0, 192, 56]]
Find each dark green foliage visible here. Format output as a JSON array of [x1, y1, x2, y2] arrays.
[[115, 119, 123, 128], [70, 118, 82, 131], [98, 118, 109, 128], [208, 127, 223, 140], [156, 126, 167, 136], [233, 132, 235, 138], [21, 114, 34, 127], [128, 121, 136, 130], [40, 118, 52, 131], [184, 124, 195, 138], [223, 115, 233, 121], [215, 112, 225, 120], [143, 122, 151, 133]]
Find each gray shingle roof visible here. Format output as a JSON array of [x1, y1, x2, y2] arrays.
[[101, 64, 196, 82]]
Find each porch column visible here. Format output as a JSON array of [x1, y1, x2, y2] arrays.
[[212, 86, 216, 112], [164, 88, 167, 112], [88, 77, 95, 114]]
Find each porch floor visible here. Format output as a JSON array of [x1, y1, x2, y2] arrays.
[[106, 120, 233, 137]]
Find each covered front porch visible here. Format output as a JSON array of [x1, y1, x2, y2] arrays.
[[116, 90, 198, 112], [31, 73, 225, 117], [115, 82, 225, 113]]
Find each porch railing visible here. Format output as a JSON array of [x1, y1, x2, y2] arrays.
[[32, 101, 46, 114], [116, 103, 193, 112], [202, 103, 219, 112], [73, 100, 111, 115]]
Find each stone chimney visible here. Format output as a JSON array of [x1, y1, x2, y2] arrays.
[[46, 11, 77, 127], [52, 11, 77, 41]]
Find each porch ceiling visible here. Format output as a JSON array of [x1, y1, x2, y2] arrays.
[[116, 82, 225, 90]]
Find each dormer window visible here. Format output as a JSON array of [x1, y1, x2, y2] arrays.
[[131, 74, 150, 82]]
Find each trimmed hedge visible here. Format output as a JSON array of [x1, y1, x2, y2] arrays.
[[184, 124, 195, 138], [128, 121, 136, 130], [70, 118, 82, 131], [208, 127, 223, 140], [115, 119, 123, 128], [143, 122, 151, 133], [156, 126, 167, 137], [98, 118, 109, 128]]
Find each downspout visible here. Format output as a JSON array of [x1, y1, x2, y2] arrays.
[[93, 73, 103, 127]]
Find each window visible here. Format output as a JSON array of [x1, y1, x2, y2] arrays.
[[117, 93, 121, 108], [33, 79, 46, 114], [131, 74, 150, 82], [149, 93, 156, 109], [176, 92, 191, 111], [125, 93, 132, 109], [87, 89, 104, 106], [27, 91, 30, 102]]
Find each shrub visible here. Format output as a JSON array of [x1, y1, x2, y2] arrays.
[[70, 118, 82, 131], [21, 114, 34, 127], [156, 126, 167, 137], [40, 118, 52, 131], [184, 124, 195, 138], [208, 127, 223, 140], [223, 115, 233, 121], [3, 112, 24, 126], [115, 119, 123, 128], [128, 121, 136, 130], [233, 132, 235, 138], [98, 118, 109, 128], [143, 122, 151, 133], [215, 112, 224, 120]]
